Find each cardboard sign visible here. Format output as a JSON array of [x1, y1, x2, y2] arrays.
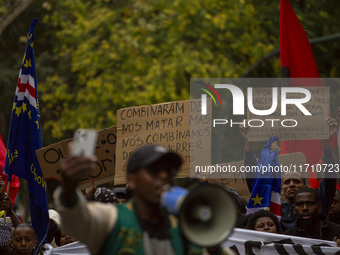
[[115, 100, 212, 185], [36, 127, 117, 190], [247, 87, 330, 141], [338, 132, 340, 167], [206, 152, 307, 201]]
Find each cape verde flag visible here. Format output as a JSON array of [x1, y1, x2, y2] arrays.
[[3, 19, 49, 247], [246, 137, 281, 218]]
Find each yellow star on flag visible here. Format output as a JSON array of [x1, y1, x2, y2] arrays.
[[27, 110, 32, 119], [15, 106, 22, 117], [35, 120, 39, 129], [23, 59, 32, 69], [22, 102, 27, 113], [251, 194, 264, 206], [12, 102, 16, 111]]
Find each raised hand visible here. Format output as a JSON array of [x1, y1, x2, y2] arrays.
[[59, 155, 97, 204]]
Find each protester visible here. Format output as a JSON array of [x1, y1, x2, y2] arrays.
[[284, 187, 340, 245], [11, 223, 37, 255], [42, 210, 88, 254], [94, 187, 119, 204], [246, 210, 280, 234], [225, 187, 247, 216], [280, 171, 307, 231], [113, 187, 129, 203], [86, 184, 129, 204], [85, 184, 119, 204], [85, 185, 119, 204], [56, 232, 77, 247], [235, 214, 252, 229], [0, 176, 22, 228], [329, 189, 340, 225], [45, 209, 61, 248], [240, 117, 338, 231], [54, 144, 233, 255], [0, 219, 12, 255]]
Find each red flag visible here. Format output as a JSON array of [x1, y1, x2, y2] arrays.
[[0, 135, 20, 203], [280, 0, 321, 79], [280, 0, 324, 188]]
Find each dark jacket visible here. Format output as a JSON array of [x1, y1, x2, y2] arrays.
[[283, 214, 340, 241], [280, 201, 296, 232]]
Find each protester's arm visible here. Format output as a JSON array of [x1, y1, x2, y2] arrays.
[[334, 236, 340, 247], [54, 155, 117, 255], [319, 117, 338, 215], [239, 120, 254, 154], [239, 121, 257, 192], [85, 181, 97, 201], [58, 155, 96, 205], [54, 187, 117, 255], [1, 195, 22, 227]]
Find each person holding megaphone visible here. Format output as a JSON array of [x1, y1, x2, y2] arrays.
[[53, 144, 235, 255]]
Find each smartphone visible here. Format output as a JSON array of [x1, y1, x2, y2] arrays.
[[71, 129, 98, 156]]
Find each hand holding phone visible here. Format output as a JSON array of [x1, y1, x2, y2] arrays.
[[71, 129, 98, 156]]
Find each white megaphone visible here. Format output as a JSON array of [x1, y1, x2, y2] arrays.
[[162, 184, 237, 247]]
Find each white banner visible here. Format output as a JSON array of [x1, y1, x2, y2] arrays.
[[43, 229, 340, 255], [43, 241, 90, 255], [224, 228, 340, 255]]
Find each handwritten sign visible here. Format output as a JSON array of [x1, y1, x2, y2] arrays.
[[36, 127, 117, 191], [247, 87, 330, 141], [338, 132, 340, 168], [115, 99, 212, 185]]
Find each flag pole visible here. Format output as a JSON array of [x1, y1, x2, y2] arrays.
[[3, 182, 10, 226]]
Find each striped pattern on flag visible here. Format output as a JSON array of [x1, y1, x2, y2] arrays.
[[15, 71, 37, 108], [270, 190, 281, 218]]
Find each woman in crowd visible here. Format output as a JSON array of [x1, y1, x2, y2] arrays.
[[11, 223, 37, 255], [247, 210, 280, 234]]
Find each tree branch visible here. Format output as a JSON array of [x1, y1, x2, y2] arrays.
[[0, 0, 34, 37]]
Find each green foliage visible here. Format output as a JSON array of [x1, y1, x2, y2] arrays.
[[39, 0, 282, 142]]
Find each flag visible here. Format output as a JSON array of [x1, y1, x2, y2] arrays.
[[3, 18, 49, 247], [280, 0, 330, 188], [280, 0, 321, 79], [0, 134, 20, 203], [246, 137, 281, 218]]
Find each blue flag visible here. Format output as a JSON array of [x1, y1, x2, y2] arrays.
[[3, 18, 49, 247], [246, 137, 281, 218]]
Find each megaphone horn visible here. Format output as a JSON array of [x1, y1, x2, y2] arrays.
[[162, 184, 237, 247]]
